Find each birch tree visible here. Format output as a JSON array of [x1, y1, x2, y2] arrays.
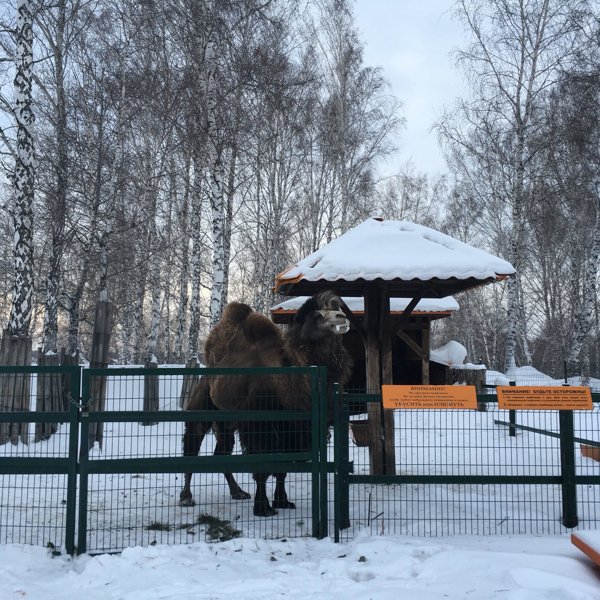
[[441, 0, 586, 375], [7, 0, 35, 340]]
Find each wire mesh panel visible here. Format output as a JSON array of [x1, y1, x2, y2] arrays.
[[0, 367, 79, 553], [0, 472, 70, 549], [336, 396, 600, 540], [79, 367, 324, 554]]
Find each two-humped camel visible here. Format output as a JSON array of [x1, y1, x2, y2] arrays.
[[180, 291, 353, 516]]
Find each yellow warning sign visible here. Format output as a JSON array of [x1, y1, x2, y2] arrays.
[[382, 385, 478, 410], [497, 386, 593, 410]]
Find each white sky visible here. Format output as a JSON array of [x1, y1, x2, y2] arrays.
[[354, 0, 467, 176]]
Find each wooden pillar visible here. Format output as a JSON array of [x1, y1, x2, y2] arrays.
[[142, 357, 159, 426], [0, 332, 32, 445], [421, 324, 430, 384], [379, 286, 397, 475], [364, 284, 396, 475], [179, 355, 200, 409], [87, 300, 113, 450], [365, 285, 383, 474], [35, 348, 61, 442]]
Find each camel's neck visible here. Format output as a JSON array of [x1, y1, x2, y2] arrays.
[[284, 331, 351, 385]]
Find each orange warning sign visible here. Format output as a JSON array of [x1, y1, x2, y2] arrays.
[[382, 385, 478, 409], [497, 386, 592, 410]]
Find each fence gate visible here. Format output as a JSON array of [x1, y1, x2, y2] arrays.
[[0, 365, 330, 554]]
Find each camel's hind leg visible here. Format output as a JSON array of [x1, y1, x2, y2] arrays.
[[214, 424, 250, 500]]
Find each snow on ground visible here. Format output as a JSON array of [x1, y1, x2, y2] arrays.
[[2, 531, 600, 600], [487, 365, 600, 392]]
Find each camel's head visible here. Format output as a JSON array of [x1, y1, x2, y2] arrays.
[[294, 291, 350, 342]]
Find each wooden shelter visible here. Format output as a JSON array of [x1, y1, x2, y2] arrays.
[[271, 296, 459, 390], [274, 217, 515, 475]]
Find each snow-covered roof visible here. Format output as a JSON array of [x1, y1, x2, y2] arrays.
[[275, 218, 515, 297], [271, 295, 459, 314]]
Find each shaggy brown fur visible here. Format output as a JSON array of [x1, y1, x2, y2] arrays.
[[179, 291, 353, 516]]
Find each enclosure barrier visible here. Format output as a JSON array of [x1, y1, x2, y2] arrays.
[[1, 366, 600, 554], [332, 385, 600, 541], [0, 365, 330, 554]]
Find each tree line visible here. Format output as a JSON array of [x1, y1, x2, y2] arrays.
[[0, 0, 598, 381]]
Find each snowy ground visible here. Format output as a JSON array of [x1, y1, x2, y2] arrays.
[[2, 531, 600, 600]]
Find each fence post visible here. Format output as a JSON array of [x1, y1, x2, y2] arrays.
[[318, 366, 328, 539], [333, 383, 350, 541], [310, 366, 321, 538], [509, 380, 517, 437], [65, 366, 81, 555], [77, 370, 91, 554], [559, 409, 578, 528]]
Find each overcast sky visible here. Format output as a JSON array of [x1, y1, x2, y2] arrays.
[[353, 0, 467, 176]]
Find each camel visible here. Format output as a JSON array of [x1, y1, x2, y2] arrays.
[[179, 291, 353, 516]]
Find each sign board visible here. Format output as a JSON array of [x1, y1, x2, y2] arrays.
[[497, 386, 593, 410], [382, 385, 478, 410]]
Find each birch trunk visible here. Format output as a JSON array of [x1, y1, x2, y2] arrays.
[[566, 197, 600, 377], [41, 0, 67, 354], [205, 38, 226, 327], [173, 155, 191, 362], [187, 155, 204, 361], [9, 0, 35, 337]]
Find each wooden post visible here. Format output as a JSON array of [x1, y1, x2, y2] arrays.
[[0, 331, 32, 445], [60, 347, 79, 412], [379, 285, 397, 475], [365, 285, 383, 475], [422, 325, 430, 384], [446, 365, 486, 410], [179, 355, 200, 410], [142, 357, 159, 425], [34, 348, 61, 441], [87, 301, 113, 450], [364, 284, 396, 475]]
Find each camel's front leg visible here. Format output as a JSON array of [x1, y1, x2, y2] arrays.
[[179, 419, 212, 507], [252, 473, 277, 516], [272, 472, 296, 509]]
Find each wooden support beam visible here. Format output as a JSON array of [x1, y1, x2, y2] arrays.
[[402, 296, 421, 316], [338, 297, 366, 343], [396, 329, 424, 358], [379, 285, 396, 475], [422, 325, 430, 385]]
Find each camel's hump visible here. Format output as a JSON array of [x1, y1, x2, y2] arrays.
[[242, 312, 282, 345], [221, 301, 253, 323]]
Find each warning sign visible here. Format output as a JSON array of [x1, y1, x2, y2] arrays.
[[497, 386, 593, 410], [382, 385, 478, 410]]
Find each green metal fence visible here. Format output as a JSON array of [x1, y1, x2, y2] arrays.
[[332, 386, 600, 541], [2, 367, 600, 554], [0, 365, 80, 554], [0, 365, 329, 554]]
